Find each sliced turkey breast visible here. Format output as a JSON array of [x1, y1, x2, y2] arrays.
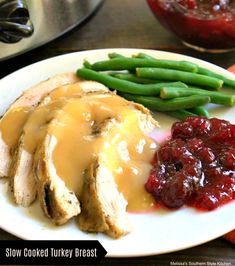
[[0, 72, 80, 178], [77, 154, 131, 238], [9, 82, 109, 207], [77, 103, 158, 238], [35, 134, 81, 225], [1, 69, 159, 239], [34, 92, 158, 236], [33, 94, 113, 224]]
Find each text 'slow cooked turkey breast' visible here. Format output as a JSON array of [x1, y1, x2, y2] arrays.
[[9, 82, 109, 207], [0, 72, 80, 178], [33, 92, 158, 237]]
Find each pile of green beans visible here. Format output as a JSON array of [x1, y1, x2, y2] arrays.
[[76, 52, 235, 120]]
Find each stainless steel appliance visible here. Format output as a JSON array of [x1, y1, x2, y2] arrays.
[[0, 0, 103, 61]]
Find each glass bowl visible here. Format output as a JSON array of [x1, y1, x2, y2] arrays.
[[147, 0, 235, 53]]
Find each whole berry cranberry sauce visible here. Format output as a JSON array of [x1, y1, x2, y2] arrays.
[[146, 116, 235, 211]]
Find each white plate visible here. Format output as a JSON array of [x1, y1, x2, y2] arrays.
[[0, 48, 235, 257]]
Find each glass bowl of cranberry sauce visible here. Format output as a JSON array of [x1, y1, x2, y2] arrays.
[[147, 0, 235, 53]]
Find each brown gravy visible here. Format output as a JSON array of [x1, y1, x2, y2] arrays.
[[0, 84, 157, 212]]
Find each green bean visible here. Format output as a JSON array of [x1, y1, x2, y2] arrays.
[[76, 68, 187, 95], [165, 110, 197, 120], [119, 93, 210, 111], [198, 66, 235, 89], [160, 86, 235, 106], [107, 53, 137, 73], [108, 53, 126, 59], [137, 68, 223, 90], [83, 60, 92, 69], [88, 57, 198, 72], [110, 73, 164, 84], [135, 54, 235, 88], [160, 87, 187, 99], [108, 52, 235, 89], [133, 52, 155, 60], [188, 106, 210, 117]]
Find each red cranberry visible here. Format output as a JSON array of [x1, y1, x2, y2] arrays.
[[158, 145, 173, 162], [171, 121, 193, 138], [193, 191, 220, 210], [187, 138, 204, 153], [146, 116, 235, 211], [186, 116, 208, 128], [219, 150, 235, 170], [204, 166, 222, 179], [197, 147, 215, 164], [231, 125, 235, 138], [210, 118, 233, 141], [145, 168, 161, 193], [197, 120, 211, 136], [183, 163, 201, 178], [160, 173, 193, 208], [145, 166, 165, 195]]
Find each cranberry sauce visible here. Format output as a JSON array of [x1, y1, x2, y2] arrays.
[[147, 0, 235, 50], [145, 117, 235, 211]]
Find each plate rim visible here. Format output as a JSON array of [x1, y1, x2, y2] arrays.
[[0, 48, 235, 258]]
